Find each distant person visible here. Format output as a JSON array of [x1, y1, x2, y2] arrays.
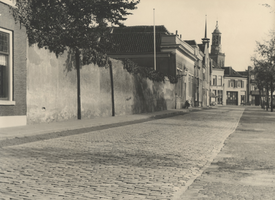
[[185, 100, 190, 109]]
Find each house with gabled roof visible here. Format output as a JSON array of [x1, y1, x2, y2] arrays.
[[222, 66, 247, 105]]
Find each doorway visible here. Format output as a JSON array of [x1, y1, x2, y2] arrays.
[[227, 91, 238, 105]]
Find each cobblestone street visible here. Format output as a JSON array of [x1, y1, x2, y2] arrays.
[[0, 107, 244, 199]]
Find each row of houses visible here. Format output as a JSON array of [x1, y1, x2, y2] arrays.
[[0, 0, 256, 128]]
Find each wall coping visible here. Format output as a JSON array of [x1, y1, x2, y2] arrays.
[[0, 0, 16, 7]]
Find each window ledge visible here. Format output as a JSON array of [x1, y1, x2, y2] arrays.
[[0, 100, 16, 105]]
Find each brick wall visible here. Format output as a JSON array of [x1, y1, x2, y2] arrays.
[[0, 2, 27, 117]]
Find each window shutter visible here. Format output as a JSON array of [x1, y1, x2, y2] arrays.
[[228, 80, 230, 87]]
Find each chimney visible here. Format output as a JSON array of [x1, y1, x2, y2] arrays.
[[176, 30, 178, 36]]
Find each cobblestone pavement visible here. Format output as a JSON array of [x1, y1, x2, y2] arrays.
[[0, 107, 244, 200], [181, 106, 275, 200]]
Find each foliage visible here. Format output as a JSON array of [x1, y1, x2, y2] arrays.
[[11, 0, 140, 66], [122, 59, 180, 83], [262, 0, 275, 13], [252, 31, 275, 111]]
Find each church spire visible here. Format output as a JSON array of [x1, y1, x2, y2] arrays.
[[204, 15, 207, 38], [202, 15, 210, 44]]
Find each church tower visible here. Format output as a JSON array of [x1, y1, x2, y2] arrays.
[[210, 21, 225, 68]]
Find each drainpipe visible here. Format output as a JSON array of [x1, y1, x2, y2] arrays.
[[247, 66, 251, 104]]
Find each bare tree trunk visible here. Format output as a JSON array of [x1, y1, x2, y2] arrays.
[[259, 89, 263, 109], [109, 60, 115, 116], [76, 49, 81, 119], [266, 87, 269, 111], [271, 79, 274, 112]]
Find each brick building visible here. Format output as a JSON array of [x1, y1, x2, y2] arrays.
[[0, 0, 27, 128]]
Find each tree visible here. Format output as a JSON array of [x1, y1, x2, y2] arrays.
[[253, 66, 265, 108], [11, 0, 140, 119], [262, 0, 275, 13], [253, 61, 271, 110], [252, 32, 275, 111]]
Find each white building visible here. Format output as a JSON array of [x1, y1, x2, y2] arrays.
[[223, 67, 247, 105]]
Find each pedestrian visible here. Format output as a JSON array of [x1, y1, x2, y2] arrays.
[[185, 100, 190, 109]]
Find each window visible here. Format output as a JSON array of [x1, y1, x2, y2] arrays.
[[241, 80, 244, 88], [237, 80, 242, 88], [230, 80, 234, 88], [189, 75, 192, 97], [217, 76, 222, 86], [251, 75, 255, 80], [213, 75, 217, 86], [0, 28, 13, 104]]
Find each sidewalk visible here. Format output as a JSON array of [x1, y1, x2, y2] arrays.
[[0, 107, 208, 142]]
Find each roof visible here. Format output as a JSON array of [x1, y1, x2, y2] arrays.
[[109, 26, 170, 54], [112, 25, 170, 34], [184, 40, 197, 46], [212, 21, 221, 34], [237, 71, 248, 77], [222, 67, 243, 77], [198, 44, 205, 52], [213, 28, 221, 34]]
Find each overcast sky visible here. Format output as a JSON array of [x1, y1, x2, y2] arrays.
[[124, 0, 275, 71]]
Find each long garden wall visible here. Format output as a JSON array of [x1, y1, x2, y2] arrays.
[[27, 46, 175, 124]]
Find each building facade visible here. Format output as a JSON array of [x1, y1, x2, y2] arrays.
[[184, 40, 204, 107], [223, 67, 247, 105], [238, 66, 261, 105], [210, 67, 225, 105], [0, 0, 27, 128]]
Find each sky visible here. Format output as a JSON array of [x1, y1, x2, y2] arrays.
[[124, 0, 275, 71]]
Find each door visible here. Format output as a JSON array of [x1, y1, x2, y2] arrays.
[[255, 95, 260, 106], [218, 90, 223, 104], [226, 91, 238, 105], [241, 95, 245, 105]]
